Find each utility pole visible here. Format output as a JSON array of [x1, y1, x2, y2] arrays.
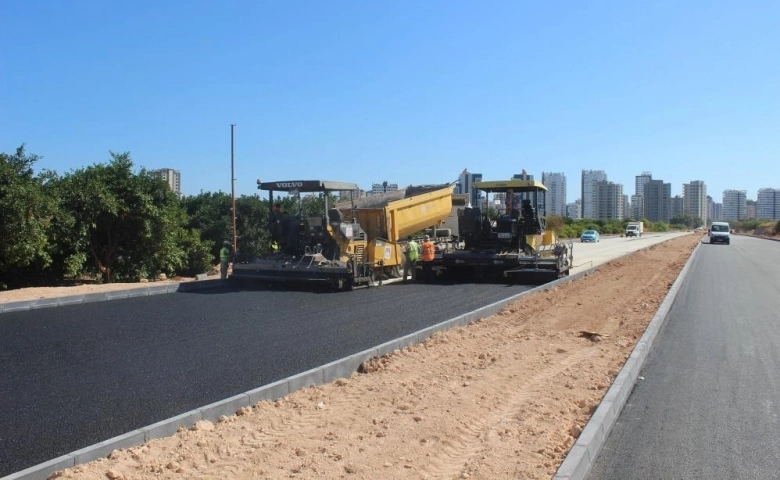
[[231, 124, 237, 252]]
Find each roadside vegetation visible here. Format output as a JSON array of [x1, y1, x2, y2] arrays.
[[0, 146, 346, 289], [729, 219, 780, 237], [545, 215, 674, 239]]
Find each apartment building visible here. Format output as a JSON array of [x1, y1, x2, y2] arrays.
[[541, 172, 566, 217], [150, 168, 182, 197], [722, 189, 747, 221], [757, 188, 780, 220], [683, 180, 708, 225], [457, 169, 483, 208], [594, 180, 624, 220], [644, 179, 672, 222], [581, 170, 607, 220]]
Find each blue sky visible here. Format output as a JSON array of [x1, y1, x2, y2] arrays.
[[2, 0, 779, 203]]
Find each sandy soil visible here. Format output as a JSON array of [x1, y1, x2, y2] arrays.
[[0, 273, 218, 304], [12, 235, 699, 479]]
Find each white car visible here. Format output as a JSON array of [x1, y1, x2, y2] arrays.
[[709, 222, 730, 245]]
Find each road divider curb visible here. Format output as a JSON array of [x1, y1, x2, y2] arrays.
[[552, 242, 701, 480]]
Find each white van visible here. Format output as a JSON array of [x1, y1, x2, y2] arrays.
[[709, 221, 731, 245]]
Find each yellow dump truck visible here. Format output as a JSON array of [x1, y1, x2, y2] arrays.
[[338, 184, 456, 277], [230, 180, 456, 290]]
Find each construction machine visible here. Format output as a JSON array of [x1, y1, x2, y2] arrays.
[[439, 179, 573, 283], [230, 180, 457, 290], [336, 183, 457, 279], [230, 180, 374, 290]]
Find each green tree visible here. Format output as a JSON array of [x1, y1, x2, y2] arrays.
[[670, 214, 701, 229], [0, 145, 59, 287], [182, 191, 234, 262], [234, 194, 270, 259], [56, 152, 205, 282]]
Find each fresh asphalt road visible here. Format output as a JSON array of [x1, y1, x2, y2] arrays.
[[589, 234, 780, 479], [0, 282, 534, 475], [0, 232, 685, 476]]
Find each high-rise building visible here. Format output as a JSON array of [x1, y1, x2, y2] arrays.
[[746, 200, 757, 219], [757, 188, 780, 220], [710, 202, 723, 222], [150, 168, 182, 196], [581, 170, 607, 220], [630, 195, 644, 220], [370, 182, 399, 195], [566, 200, 581, 220], [594, 180, 623, 220], [541, 172, 566, 217], [722, 189, 747, 221], [683, 180, 707, 225], [457, 169, 483, 208], [672, 195, 684, 217], [623, 195, 630, 220], [644, 179, 672, 223], [512, 171, 534, 181], [635, 172, 652, 197]]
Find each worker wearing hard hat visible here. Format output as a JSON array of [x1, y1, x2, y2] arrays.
[[403, 236, 420, 283]]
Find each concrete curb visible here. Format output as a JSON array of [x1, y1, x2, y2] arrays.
[[2, 237, 690, 480], [552, 241, 701, 480], [743, 233, 780, 242], [0, 279, 224, 315]]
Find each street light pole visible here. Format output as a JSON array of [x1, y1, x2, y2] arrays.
[[231, 124, 237, 252]]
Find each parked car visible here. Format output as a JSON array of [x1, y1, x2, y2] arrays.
[[580, 230, 600, 243]]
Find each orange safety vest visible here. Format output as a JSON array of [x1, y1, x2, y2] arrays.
[[421, 241, 435, 262]]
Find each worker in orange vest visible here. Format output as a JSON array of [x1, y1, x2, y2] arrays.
[[420, 234, 436, 283]]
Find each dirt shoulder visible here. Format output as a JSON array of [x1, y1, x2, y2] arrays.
[[0, 276, 215, 305], [43, 234, 699, 480]]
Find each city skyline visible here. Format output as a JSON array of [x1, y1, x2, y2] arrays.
[[78, 160, 780, 220]]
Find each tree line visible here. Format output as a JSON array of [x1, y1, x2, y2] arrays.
[[0, 146, 295, 289]]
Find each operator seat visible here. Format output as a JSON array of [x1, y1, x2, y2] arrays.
[[522, 200, 542, 235]]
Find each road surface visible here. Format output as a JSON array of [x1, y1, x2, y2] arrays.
[[589, 234, 780, 479], [0, 232, 686, 476]]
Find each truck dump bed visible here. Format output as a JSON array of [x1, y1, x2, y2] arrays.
[[339, 184, 455, 242]]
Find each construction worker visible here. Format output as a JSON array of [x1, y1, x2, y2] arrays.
[[220, 241, 232, 280], [403, 235, 420, 283], [420, 234, 436, 283], [506, 189, 520, 219], [269, 203, 288, 252]]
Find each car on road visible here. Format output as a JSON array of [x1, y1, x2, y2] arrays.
[[709, 221, 731, 245], [580, 230, 600, 243]]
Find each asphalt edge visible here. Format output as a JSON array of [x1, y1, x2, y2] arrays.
[[552, 240, 701, 480], [2, 236, 693, 480], [0, 279, 225, 315]]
